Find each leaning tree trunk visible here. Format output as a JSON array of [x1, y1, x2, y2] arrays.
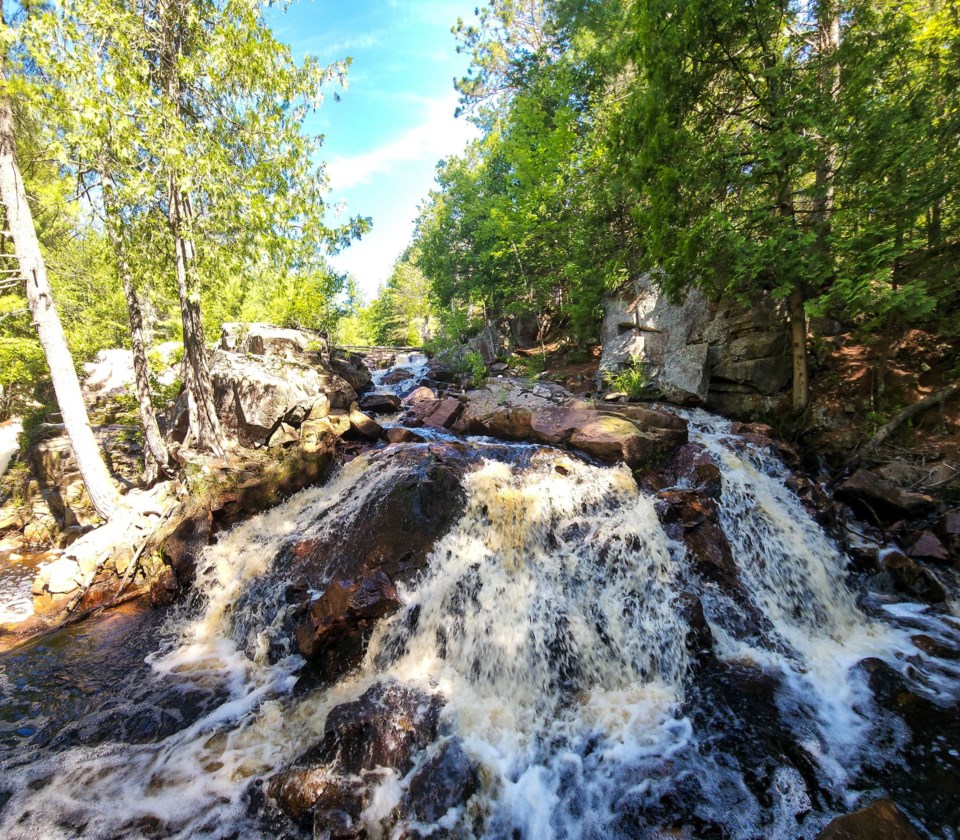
[[102, 170, 173, 483], [0, 61, 121, 519], [167, 177, 226, 456]]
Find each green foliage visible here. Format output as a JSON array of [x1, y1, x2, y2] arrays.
[[603, 359, 649, 401], [368, 253, 435, 346]]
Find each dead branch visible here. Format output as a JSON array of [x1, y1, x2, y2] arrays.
[[852, 381, 960, 467]]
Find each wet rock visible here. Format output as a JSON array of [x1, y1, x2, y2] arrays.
[[882, 550, 946, 602], [678, 593, 714, 660], [911, 633, 960, 659], [359, 393, 402, 414], [150, 566, 179, 607], [386, 428, 426, 444], [417, 398, 463, 430], [317, 681, 442, 775], [285, 447, 468, 589], [405, 739, 479, 823], [835, 469, 936, 525], [268, 769, 366, 830], [817, 798, 920, 840], [161, 509, 212, 589], [381, 367, 415, 386], [908, 531, 949, 564], [295, 571, 402, 680], [657, 491, 739, 594]]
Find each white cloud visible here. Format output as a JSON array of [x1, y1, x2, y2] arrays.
[[326, 93, 477, 192]]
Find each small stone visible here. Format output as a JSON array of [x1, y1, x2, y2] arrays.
[[307, 395, 331, 421], [268, 422, 300, 448]]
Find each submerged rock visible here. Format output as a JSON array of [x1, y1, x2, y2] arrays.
[[405, 739, 479, 823], [882, 549, 947, 602], [295, 571, 401, 680]]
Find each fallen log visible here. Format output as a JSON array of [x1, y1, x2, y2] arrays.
[[852, 381, 960, 467]]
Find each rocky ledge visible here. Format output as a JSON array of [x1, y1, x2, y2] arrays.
[[403, 378, 689, 469]]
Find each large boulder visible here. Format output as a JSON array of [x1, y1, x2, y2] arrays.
[[449, 380, 687, 468], [206, 350, 357, 446], [600, 273, 791, 411], [835, 469, 937, 524], [220, 322, 328, 361]]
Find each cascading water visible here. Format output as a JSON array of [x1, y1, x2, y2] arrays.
[[0, 376, 958, 838]]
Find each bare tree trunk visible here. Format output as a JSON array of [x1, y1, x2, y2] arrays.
[[157, 0, 226, 456], [101, 170, 173, 483], [167, 180, 226, 455], [789, 289, 809, 411], [0, 54, 120, 519]]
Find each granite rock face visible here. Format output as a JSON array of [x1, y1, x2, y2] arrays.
[[600, 273, 791, 411]]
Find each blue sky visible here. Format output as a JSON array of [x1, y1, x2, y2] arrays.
[[266, 0, 481, 299]]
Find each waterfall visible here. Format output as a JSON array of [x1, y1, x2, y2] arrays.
[[0, 396, 958, 838]]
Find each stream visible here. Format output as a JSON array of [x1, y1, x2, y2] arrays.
[[0, 362, 958, 838]]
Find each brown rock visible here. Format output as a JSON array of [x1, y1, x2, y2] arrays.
[[836, 470, 936, 524], [359, 393, 402, 414], [570, 415, 678, 468], [295, 571, 401, 680], [883, 550, 946, 602], [817, 799, 920, 840], [403, 386, 437, 405], [528, 407, 593, 445], [908, 531, 950, 564], [422, 398, 463, 430], [318, 681, 442, 775], [381, 367, 415, 386], [386, 427, 426, 444], [268, 770, 366, 828], [348, 406, 382, 441]]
